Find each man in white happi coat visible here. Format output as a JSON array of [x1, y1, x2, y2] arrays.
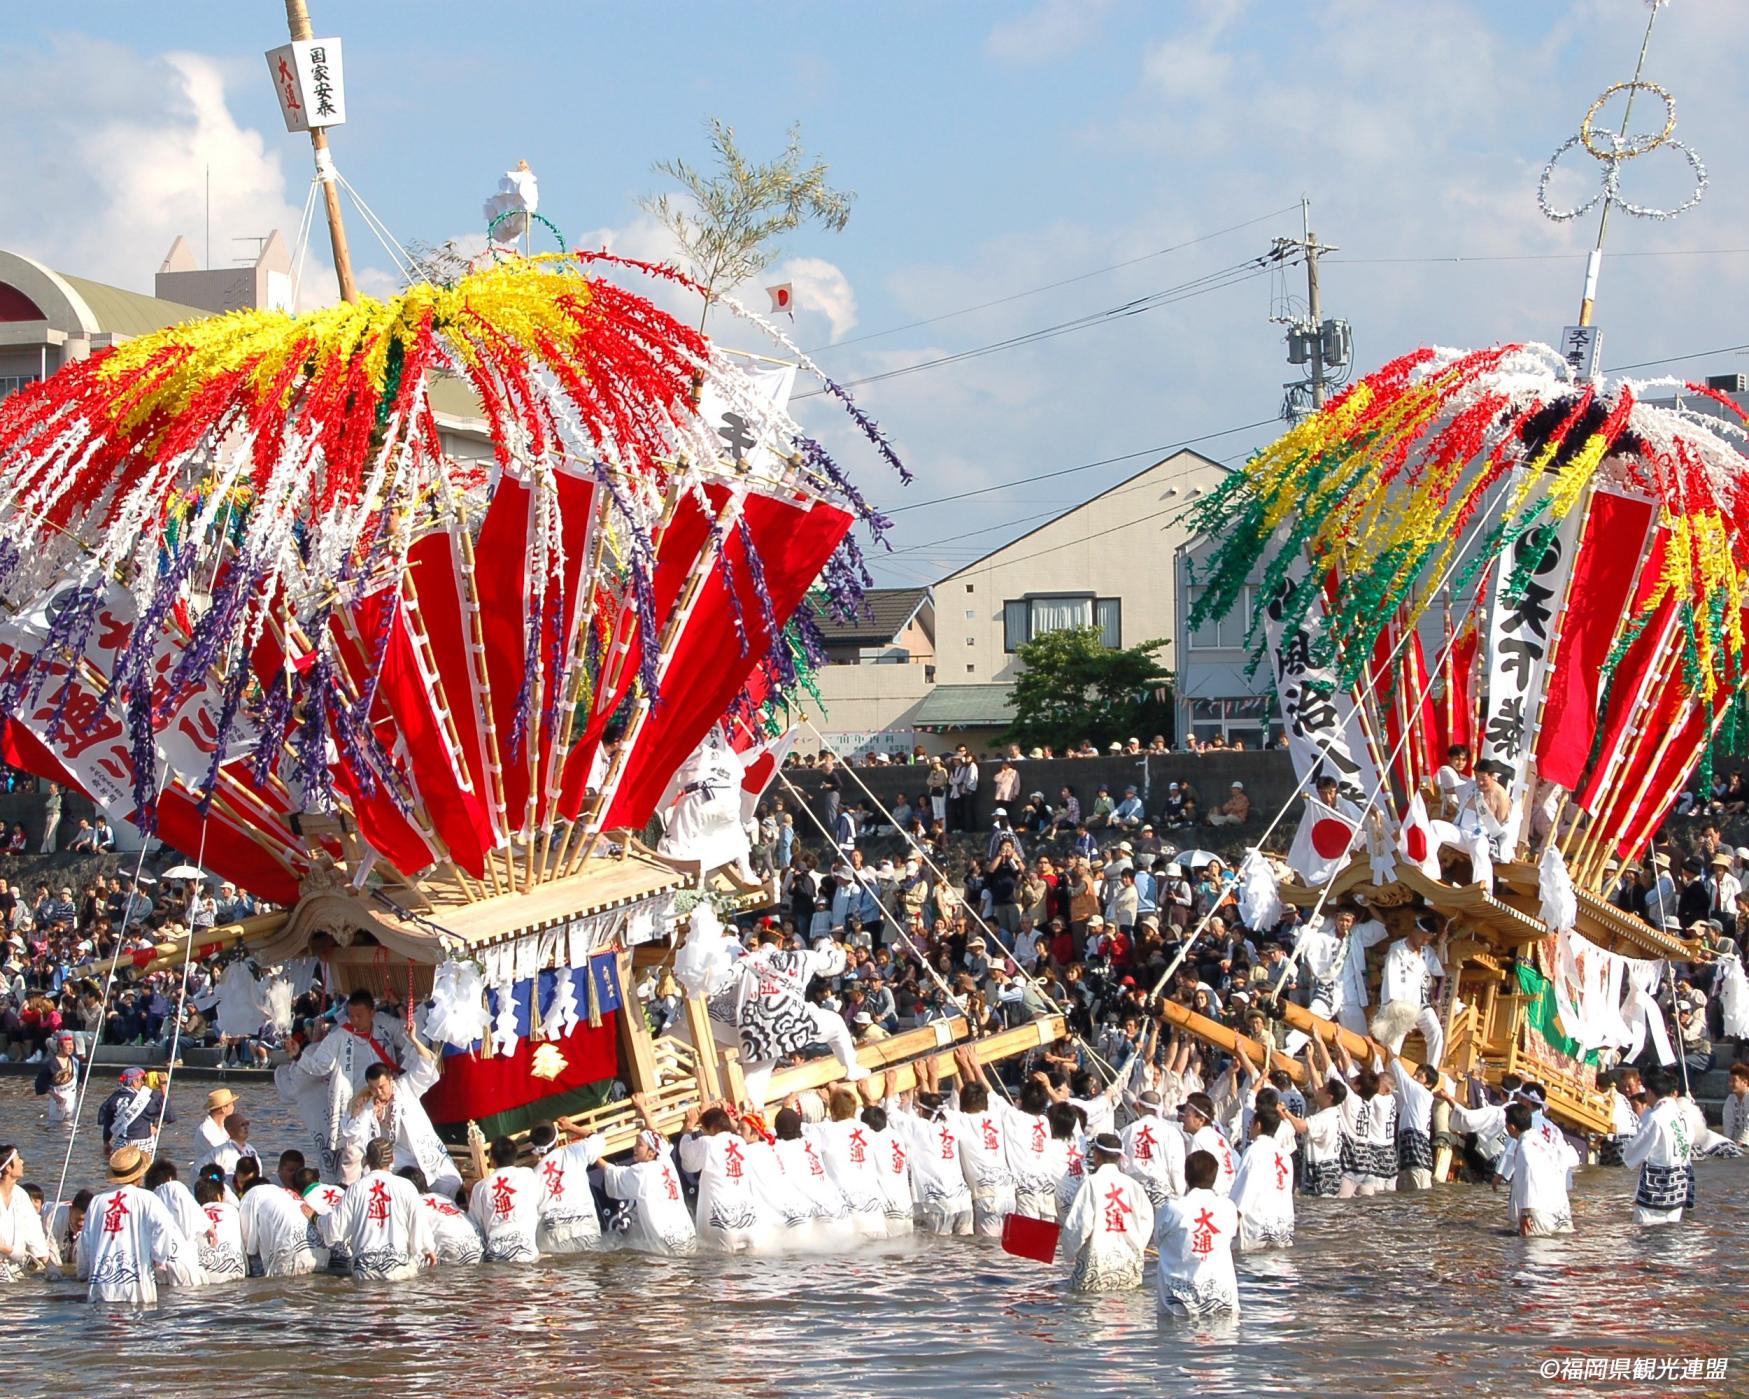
[[891, 1074, 973, 1236], [1377, 916, 1447, 1069], [1502, 1104, 1574, 1236], [1001, 1080, 1065, 1222], [811, 1087, 889, 1239], [469, 1136, 544, 1262], [1180, 1093, 1237, 1197], [341, 1062, 463, 1199], [679, 1105, 780, 1254], [945, 1048, 1015, 1236], [337, 1137, 436, 1280], [730, 935, 867, 1107], [405, 1169, 484, 1265], [77, 1147, 197, 1305], [600, 1097, 697, 1256], [1230, 1106, 1295, 1250], [1121, 1089, 1186, 1206], [1622, 1070, 1696, 1226], [145, 1160, 215, 1287], [239, 1174, 329, 1276], [281, 988, 438, 1181], [191, 1178, 246, 1281], [0, 1145, 56, 1281], [1292, 903, 1390, 1042], [528, 1121, 607, 1254], [768, 1106, 855, 1248], [1061, 1131, 1155, 1292], [658, 725, 755, 881], [860, 1102, 915, 1238], [1155, 1149, 1241, 1318]]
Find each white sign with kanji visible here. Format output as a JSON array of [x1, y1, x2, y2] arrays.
[[266, 38, 347, 133]]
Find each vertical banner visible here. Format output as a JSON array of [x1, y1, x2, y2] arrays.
[[1478, 505, 1584, 805], [1261, 567, 1383, 810]]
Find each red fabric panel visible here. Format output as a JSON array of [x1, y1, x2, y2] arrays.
[[153, 788, 302, 906], [1536, 492, 1659, 789], [556, 490, 717, 820], [1612, 701, 1708, 862], [251, 619, 439, 879], [348, 586, 494, 878], [0, 717, 77, 786], [1440, 620, 1479, 755], [406, 526, 500, 843], [1573, 531, 1673, 815], [532, 471, 595, 829], [419, 1011, 619, 1128], [606, 489, 853, 828], [473, 474, 535, 829]]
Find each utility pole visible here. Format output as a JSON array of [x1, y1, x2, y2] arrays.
[[282, 0, 358, 304], [1302, 200, 1329, 409], [1271, 197, 1347, 420]]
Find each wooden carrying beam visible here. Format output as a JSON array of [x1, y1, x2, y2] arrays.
[[1158, 1000, 1308, 1085]]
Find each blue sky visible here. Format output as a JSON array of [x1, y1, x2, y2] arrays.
[[3, 1, 1745, 588]]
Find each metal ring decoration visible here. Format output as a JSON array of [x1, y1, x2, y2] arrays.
[[1538, 81, 1706, 224], [1579, 80, 1676, 161]]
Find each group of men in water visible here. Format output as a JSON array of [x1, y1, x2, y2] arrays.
[[1, 986, 1724, 1320]]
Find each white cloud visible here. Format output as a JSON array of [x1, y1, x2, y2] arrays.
[[985, 0, 1112, 64], [0, 36, 385, 309], [776, 256, 858, 342]]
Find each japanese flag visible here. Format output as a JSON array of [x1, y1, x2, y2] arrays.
[[1397, 790, 1441, 879], [1286, 796, 1358, 887], [767, 283, 794, 317], [739, 727, 798, 825]]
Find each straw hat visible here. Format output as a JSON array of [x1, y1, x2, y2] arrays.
[[205, 1087, 238, 1112], [107, 1145, 149, 1186]]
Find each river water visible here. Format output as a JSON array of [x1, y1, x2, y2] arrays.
[[2, 1077, 1741, 1398]]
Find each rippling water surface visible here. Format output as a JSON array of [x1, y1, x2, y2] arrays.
[[3, 1077, 1743, 1398]]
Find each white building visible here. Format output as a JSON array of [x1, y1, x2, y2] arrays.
[[928, 448, 1272, 746]]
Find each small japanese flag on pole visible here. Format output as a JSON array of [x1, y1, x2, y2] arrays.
[[768, 283, 795, 317], [1286, 796, 1359, 887], [1396, 790, 1441, 879]]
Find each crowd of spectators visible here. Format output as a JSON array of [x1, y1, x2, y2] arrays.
[[783, 732, 1288, 773], [0, 870, 280, 1064]]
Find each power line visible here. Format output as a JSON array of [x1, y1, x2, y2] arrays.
[[807, 202, 1304, 354], [1603, 342, 1749, 374], [884, 417, 1281, 514], [795, 257, 1281, 399], [1329, 246, 1749, 267]]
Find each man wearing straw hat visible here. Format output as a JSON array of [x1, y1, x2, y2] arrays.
[[194, 1087, 238, 1170], [76, 1146, 196, 1304]]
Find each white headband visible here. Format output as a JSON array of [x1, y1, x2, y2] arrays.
[[0, 1149, 18, 1173]]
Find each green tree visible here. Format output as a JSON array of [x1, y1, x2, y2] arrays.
[[1002, 627, 1174, 754], [642, 118, 854, 329]]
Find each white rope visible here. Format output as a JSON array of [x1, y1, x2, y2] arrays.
[[336, 173, 416, 284], [152, 503, 241, 1133], [769, 767, 1015, 1104], [794, 717, 1122, 1085], [287, 178, 321, 313], [49, 761, 175, 1211]]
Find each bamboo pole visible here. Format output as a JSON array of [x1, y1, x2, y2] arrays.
[[401, 551, 504, 896], [1566, 609, 1683, 878], [1157, 999, 1308, 1086], [283, 0, 357, 304], [448, 497, 518, 895]]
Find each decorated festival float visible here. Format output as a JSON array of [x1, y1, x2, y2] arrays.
[[1149, 52, 1749, 1139], [0, 7, 1062, 1184]]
